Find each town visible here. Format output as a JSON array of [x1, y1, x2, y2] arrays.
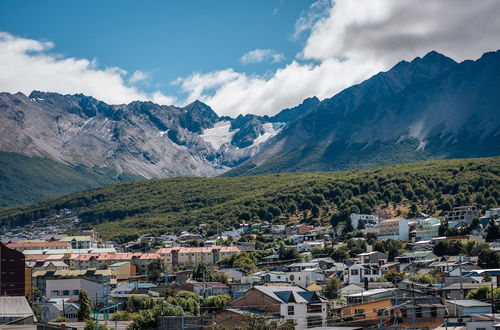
[[1, 205, 500, 329]]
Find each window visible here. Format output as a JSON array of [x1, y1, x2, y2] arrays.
[[73, 290, 79, 295], [62, 290, 70, 296], [288, 305, 294, 315], [51, 290, 59, 296], [416, 308, 422, 318], [351, 269, 359, 275], [307, 304, 322, 313], [306, 318, 322, 328], [355, 309, 365, 316], [290, 274, 295, 281]]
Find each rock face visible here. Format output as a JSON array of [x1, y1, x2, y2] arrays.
[[225, 50, 500, 176], [0, 91, 289, 179], [1, 50, 499, 185]]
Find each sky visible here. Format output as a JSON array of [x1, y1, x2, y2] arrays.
[[0, 0, 499, 117]]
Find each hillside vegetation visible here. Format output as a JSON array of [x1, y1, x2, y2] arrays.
[[0, 152, 140, 207], [1, 157, 498, 242]]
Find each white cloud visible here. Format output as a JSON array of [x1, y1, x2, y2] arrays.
[[0, 32, 176, 105], [129, 70, 150, 84], [291, 0, 332, 41], [175, 0, 500, 116], [240, 49, 286, 65], [300, 0, 500, 63]]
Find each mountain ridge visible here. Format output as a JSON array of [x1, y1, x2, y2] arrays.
[[1, 49, 499, 206]]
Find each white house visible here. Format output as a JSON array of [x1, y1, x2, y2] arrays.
[[378, 218, 409, 241], [229, 285, 328, 329], [351, 213, 378, 229], [297, 241, 325, 252], [347, 264, 382, 284], [414, 217, 441, 241]]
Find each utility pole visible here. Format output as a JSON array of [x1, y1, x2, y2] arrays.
[[492, 281, 495, 318], [164, 267, 168, 287], [459, 260, 464, 299], [411, 283, 416, 330]]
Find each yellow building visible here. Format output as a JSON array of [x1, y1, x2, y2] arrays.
[[109, 262, 136, 281]]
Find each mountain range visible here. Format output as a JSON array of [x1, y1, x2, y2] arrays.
[[1, 50, 499, 206]]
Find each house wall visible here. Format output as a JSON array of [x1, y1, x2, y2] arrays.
[[341, 299, 392, 322], [229, 290, 280, 313], [45, 279, 104, 305], [0, 243, 26, 297]]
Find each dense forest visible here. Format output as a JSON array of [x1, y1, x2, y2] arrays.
[[0, 157, 498, 242]]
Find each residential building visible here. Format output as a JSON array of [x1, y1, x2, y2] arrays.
[[445, 299, 492, 316], [445, 205, 479, 223], [334, 289, 395, 327], [358, 251, 388, 264], [347, 264, 382, 284], [378, 218, 409, 241], [179, 281, 230, 297], [60, 235, 98, 249], [109, 262, 136, 281], [486, 208, 500, 218], [0, 243, 28, 297], [38, 300, 80, 322], [0, 296, 36, 325], [395, 296, 446, 329], [157, 246, 240, 267], [351, 213, 378, 229], [414, 217, 441, 241], [45, 278, 104, 305], [297, 241, 325, 252], [6, 241, 71, 252], [229, 285, 327, 329]]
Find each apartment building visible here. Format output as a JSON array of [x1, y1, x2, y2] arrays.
[[445, 205, 479, 223], [378, 218, 409, 241], [414, 217, 441, 241], [157, 246, 240, 267]]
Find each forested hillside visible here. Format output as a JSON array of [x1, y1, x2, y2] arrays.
[[1, 157, 498, 242], [0, 152, 140, 207]]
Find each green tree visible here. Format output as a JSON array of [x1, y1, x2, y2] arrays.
[[51, 316, 69, 322], [202, 294, 231, 313], [278, 246, 302, 261], [384, 268, 405, 283], [486, 219, 500, 242], [478, 248, 500, 269], [193, 262, 209, 281], [147, 259, 165, 279], [32, 305, 41, 322], [77, 290, 91, 321], [109, 310, 137, 321], [215, 314, 295, 330], [323, 276, 341, 299]]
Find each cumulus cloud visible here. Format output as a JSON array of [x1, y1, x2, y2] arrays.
[[301, 0, 500, 62], [240, 49, 286, 65], [0, 32, 176, 105], [175, 0, 500, 116], [129, 70, 150, 84]]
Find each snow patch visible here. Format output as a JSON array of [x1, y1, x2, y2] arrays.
[[252, 122, 285, 147], [200, 121, 237, 150]]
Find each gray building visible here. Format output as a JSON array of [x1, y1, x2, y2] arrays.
[[446, 299, 492, 316], [0, 296, 36, 325], [45, 278, 104, 305]]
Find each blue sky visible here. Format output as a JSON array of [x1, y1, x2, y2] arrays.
[[0, 0, 498, 116], [0, 0, 313, 99]]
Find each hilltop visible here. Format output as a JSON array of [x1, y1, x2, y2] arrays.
[[1, 157, 498, 242]]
